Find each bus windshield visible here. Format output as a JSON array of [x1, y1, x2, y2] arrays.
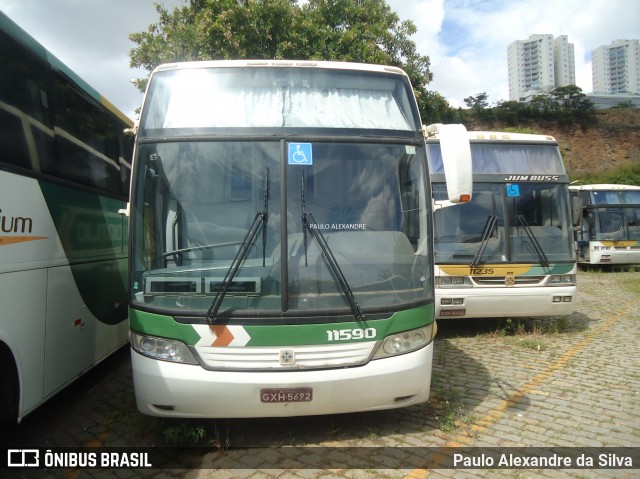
[[132, 140, 430, 318], [571, 185, 640, 265], [140, 66, 417, 134], [590, 190, 640, 205], [433, 182, 574, 264], [588, 208, 640, 241], [587, 190, 640, 241]]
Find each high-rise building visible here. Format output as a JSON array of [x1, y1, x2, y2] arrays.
[[554, 35, 576, 89], [508, 34, 576, 102], [592, 39, 640, 95]]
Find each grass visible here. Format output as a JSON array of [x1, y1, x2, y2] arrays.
[[438, 400, 457, 432], [580, 264, 640, 274], [162, 421, 206, 446], [518, 337, 546, 351], [161, 419, 230, 448], [430, 378, 475, 433], [482, 317, 569, 340]]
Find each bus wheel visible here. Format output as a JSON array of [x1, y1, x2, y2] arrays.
[[0, 344, 19, 425]]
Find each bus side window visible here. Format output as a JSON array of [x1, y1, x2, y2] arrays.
[[0, 30, 53, 171], [46, 72, 122, 195]]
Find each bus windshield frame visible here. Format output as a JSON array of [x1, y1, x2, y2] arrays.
[[131, 64, 432, 322], [584, 189, 640, 242], [433, 181, 575, 265], [429, 141, 574, 265]]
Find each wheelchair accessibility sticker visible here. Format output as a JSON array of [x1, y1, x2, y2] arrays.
[[506, 183, 520, 197], [288, 143, 313, 165]]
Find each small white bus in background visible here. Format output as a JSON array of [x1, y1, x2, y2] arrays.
[[0, 12, 132, 423], [126, 60, 472, 418], [570, 184, 640, 265], [427, 131, 578, 319]]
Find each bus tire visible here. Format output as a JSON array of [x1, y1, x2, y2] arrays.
[[0, 343, 19, 425]]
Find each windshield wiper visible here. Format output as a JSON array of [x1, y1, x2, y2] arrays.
[[515, 215, 549, 267], [300, 172, 365, 321], [206, 169, 269, 323], [471, 215, 499, 267], [471, 194, 500, 267]]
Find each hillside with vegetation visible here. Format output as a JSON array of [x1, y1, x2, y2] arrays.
[[546, 108, 640, 184]]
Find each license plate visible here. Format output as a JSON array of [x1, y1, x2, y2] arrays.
[[260, 387, 313, 403], [440, 308, 466, 317]]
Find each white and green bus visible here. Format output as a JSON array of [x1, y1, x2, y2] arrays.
[[127, 60, 472, 418], [0, 12, 132, 423], [570, 184, 640, 265], [428, 131, 577, 319]]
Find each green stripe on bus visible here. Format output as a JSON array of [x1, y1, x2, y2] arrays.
[[130, 309, 201, 345], [130, 304, 434, 347]]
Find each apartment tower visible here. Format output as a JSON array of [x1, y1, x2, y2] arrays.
[[508, 34, 576, 102], [592, 39, 640, 95]]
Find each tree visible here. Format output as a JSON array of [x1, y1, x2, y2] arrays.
[[549, 85, 596, 125], [494, 100, 527, 126], [527, 93, 558, 119], [463, 92, 494, 123], [420, 90, 455, 124], [612, 100, 634, 109], [463, 92, 489, 110], [129, 0, 436, 118]]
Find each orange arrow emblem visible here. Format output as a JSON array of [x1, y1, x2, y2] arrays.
[[210, 325, 235, 347]]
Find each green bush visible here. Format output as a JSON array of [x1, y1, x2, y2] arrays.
[[571, 161, 640, 186]]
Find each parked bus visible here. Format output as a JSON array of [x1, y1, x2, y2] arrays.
[[0, 12, 132, 423], [570, 184, 640, 265], [428, 131, 577, 319], [127, 60, 472, 418]]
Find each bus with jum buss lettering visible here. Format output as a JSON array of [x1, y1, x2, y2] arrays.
[[0, 12, 132, 423], [570, 184, 640, 265], [427, 131, 577, 319], [126, 60, 472, 418]]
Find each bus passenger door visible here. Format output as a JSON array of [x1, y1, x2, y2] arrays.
[[43, 265, 96, 397]]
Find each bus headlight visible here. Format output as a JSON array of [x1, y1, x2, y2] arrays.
[[436, 276, 472, 288], [548, 274, 576, 286], [131, 331, 198, 364], [372, 324, 435, 360]]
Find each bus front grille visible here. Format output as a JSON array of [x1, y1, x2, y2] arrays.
[[472, 275, 546, 286], [194, 342, 376, 371]]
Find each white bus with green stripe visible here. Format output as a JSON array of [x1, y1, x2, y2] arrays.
[[127, 60, 472, 418], [570, 184, 640, 265], [428, 131, 578, 319], [0, 12, 132, 423]]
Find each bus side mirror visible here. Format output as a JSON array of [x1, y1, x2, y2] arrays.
[[426, 123, 473, 204], [118, 203, 130, 217], [571, 196, 582, 227]]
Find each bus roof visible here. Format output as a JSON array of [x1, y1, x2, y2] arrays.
[[569, 184, 640, 191], [469, 131, 557, 142], [151, 59, 409, 77], [0, 11, 132, 127], [425, 128, 557, 143]]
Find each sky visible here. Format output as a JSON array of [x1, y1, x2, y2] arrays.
[[1, 0, 638, 119]]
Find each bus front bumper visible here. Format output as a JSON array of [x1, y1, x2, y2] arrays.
[[436, 286, 576, 319], [131, 343, 433, 418], [588, 249, 640, 265]]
